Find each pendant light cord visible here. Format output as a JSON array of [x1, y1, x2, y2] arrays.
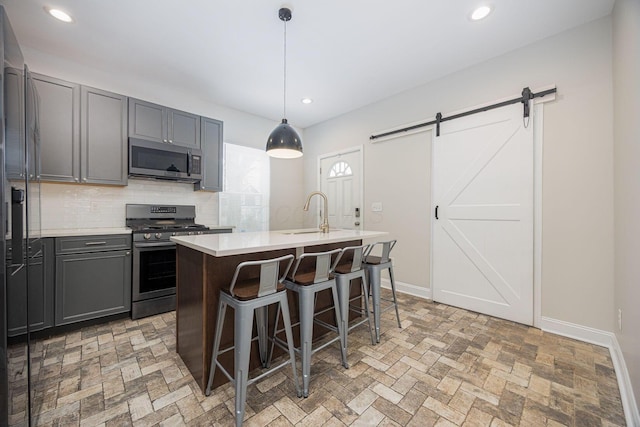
[[283, 18, 287, 119]]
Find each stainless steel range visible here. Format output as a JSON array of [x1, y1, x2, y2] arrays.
[[126, 204, 217, 319]]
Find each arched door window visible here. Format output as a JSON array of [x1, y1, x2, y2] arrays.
[[328, 161, 353, 178]]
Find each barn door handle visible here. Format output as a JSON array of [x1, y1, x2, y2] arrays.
[[435, 205, 439, 220]]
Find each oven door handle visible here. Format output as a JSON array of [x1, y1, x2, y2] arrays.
[[134, 242, 177, 249]]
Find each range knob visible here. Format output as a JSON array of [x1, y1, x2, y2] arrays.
[[188, 231, 194, 235], [143, 233, 151, 240], [172, 232, 176, 236], [155, 233, 162, 239]]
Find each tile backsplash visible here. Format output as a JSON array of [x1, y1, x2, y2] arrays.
[[40, 179, 219, 230]]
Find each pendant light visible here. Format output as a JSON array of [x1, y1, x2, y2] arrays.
[[266, 7, 303, 158]]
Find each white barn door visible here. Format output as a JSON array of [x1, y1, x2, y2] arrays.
[[432, 103, 534, 325]]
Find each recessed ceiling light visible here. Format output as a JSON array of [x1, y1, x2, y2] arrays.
[[470, 5, 492, 21], [301, 98, 313, 104], [44, 7, 74, 23]]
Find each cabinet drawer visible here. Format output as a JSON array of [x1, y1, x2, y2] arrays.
[[56, 234, 132, 254]]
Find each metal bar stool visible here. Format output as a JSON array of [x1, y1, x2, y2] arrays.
[[333, 244, 376, 354], [205, 254, 301, 427], [279, 248, 347, 397], [364, 240, 402, 343]]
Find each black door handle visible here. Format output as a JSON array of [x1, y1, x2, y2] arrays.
[[435, 205, 439, 220]]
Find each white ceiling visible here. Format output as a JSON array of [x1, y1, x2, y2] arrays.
[[1, 0, 614, 128]]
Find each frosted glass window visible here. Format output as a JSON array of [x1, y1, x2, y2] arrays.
[[328, 161, 352, 177], [219, 143, 270, 232]]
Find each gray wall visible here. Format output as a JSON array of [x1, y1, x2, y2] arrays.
[[304, 17, 615, 332], [613, 0, 640, 410]]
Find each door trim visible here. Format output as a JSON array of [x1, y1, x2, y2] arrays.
[[317, 145, 364, 229]]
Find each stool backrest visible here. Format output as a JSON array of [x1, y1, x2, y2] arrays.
[[364, 240, 397, 263], [290, 249, 342, 284], [229, 254, 295, 298], [332, 244, 370, 273]]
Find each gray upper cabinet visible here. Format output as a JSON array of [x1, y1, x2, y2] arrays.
[[195, 117, 223, 192], [129, 98, 201, 148], [81, 86, 128, 185], [33, 73, 80, 183], [34, 73, 127, 186]]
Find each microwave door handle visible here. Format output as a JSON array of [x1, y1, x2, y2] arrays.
[[187, 151, 192, 177]]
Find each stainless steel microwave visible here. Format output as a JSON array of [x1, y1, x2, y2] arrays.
[[129, 138, 203, 182]]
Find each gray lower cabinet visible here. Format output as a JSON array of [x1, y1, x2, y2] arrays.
[[195, 117, 223, 192], [129, 98, 201, 148], [55, 235, 132, 326], [35, 73, 128, 186], [33, 73, 81, 183], [6, 239, 55, 337], [81, 86, 128, 185]]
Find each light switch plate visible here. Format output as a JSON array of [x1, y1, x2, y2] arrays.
[[371, 202, 383, 212]]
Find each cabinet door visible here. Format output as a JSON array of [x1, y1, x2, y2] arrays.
[[4, 67, 25, 180], [33, 74, 80, 183], [6, 239, 54, 337], [195, 117, 223, 192], [168, 108, 200, 148], [81, 86, 128, 185], [55, 249, 132, 326], [128, 98, 166, 143]]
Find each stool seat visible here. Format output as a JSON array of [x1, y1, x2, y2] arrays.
[[222, 280, 286, 300], [287, 271, 335, 286], [363, 255, 384, 265]]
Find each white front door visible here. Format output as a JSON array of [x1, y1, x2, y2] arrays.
[[320, 148, 362, 230], [432, 103, 534, 325]]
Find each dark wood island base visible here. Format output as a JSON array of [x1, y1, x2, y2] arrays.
[[175, 239, 363, 393]]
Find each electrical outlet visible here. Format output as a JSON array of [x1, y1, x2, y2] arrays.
[[618, 308, 622, 331]]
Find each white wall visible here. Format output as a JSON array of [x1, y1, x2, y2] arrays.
[[613, 0, 640, 411], [22, 47, 305, 231], [304, 17, 615, 331]]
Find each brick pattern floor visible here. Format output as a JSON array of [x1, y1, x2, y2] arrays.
[[8, 290, 626, 426]]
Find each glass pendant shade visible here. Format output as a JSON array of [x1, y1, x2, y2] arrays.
[[266, 118, 303, 158]]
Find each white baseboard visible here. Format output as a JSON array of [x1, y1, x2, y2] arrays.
[[540, 316, 639, 426], [380, 278, 431, 300], [610, 335, 640, 427]]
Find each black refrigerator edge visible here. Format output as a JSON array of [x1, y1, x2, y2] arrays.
[[1, 5, 42, 426]]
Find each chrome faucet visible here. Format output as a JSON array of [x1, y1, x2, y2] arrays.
[[304, 191, 329, 233]]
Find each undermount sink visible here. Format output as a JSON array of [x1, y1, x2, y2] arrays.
[[279, 228, 343, 235]]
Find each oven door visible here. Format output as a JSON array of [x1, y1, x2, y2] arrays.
[[132, 241, 177, 302]]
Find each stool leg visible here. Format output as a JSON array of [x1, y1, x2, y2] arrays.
[[298, 286, 314, 398], [234, 305, 254, 427], [360, 273, 376, 345], [206, 299, 227, 396], [335, 277, 350, 368], [388, 265, 402, 328], [330, 285, 348, 369], [279, 296, 302, 398], [368, 266, 382, 343], [255, 305, 269, 368]]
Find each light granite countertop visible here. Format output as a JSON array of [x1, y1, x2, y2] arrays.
[[171, 228, 387, 257]]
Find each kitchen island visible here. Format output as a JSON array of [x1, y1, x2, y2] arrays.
[[171, 228, 387, 392]]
